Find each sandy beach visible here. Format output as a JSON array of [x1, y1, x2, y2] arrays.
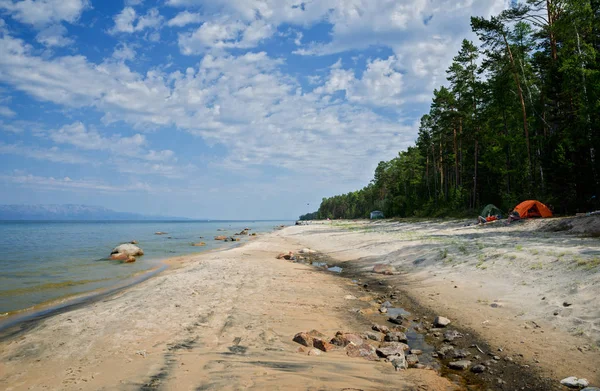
[[1, 217, 599, 390]]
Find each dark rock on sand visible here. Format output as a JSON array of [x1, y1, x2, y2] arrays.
[[388, 315, 404, 325], [293, 332, 313, 347], [453, 349, 471, 359]]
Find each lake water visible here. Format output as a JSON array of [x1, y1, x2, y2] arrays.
[[0, 220, 290, 315]]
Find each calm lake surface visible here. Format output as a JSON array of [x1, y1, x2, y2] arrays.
[[0, 220, 290, 315]]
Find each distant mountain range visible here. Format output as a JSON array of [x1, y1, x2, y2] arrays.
[[0, 204, 190, 221]]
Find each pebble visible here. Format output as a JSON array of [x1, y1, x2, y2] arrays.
[[448, 360, 471, 370], [379, 307, 388, 314], [389, 354, 408, 371], [444, 330, 461, 342], [471, 364, 486, 373], [563, 301, 573, 307], [433, 316, 451, 327]]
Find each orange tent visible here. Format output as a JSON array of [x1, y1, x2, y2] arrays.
[[513, 200, 553, 218]]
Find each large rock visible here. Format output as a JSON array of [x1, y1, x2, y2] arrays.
[[560, 377, 589, 388], [433, 316, 451, 327], [293, 332, 313, 347], [406, 354, 419, 367], [313, 338, 335, 352], [331, 332, 364, 347], [214, 235, 227, 240], [110, 243, 144, 256], [376, 342, 409, 358], [345, 343, 378, 361], [373, 263, 397, 275]]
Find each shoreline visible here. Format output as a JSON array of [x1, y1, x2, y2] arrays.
[[1, 219, 598, 390]]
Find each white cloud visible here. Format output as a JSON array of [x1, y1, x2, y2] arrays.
[[35, 24, 73, 47], [0, 142, 89, 164], [0, 105, 16, 117], [178, 18, 273, 54], [0, 0, 89, 26], [0, 172, 156, 193], [110, 7, 163, 35], [167, 11, 202, 27], [112, 43, 136, 61]]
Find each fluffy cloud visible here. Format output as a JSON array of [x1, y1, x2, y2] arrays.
[[178, 18, 273, 54], [0, 142, 89, 164], [0, 172, 156, 193], [167, 11, 203, 27], [110, 7, 163, 34], [35, 24, 73, 46], [0, 0, 89, 26]]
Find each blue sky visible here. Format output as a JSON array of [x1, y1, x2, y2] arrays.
[[0, 0, 509, 219]]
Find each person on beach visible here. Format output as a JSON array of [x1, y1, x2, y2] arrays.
[[506, 211, 521, 224], [478, 214, 499, 224]]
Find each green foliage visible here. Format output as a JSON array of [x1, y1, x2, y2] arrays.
[[316, 2, 600, 219]]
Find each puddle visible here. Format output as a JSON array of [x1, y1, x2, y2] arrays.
[[312, 262, 328, 267]]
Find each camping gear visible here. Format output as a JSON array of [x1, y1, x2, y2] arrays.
[[480, 204, 503, 218], [370, 211, 385, 219], [485, 216, 498, 222], [512, 200, 553, 218]]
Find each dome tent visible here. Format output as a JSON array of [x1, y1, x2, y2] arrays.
[[480, 204, 503, 218], [513, 200, 553, 218]]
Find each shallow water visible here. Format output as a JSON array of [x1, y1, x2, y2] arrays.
[[0, 220, 289, 314]]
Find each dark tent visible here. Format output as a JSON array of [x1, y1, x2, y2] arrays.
[[480, 204, 503, 218]]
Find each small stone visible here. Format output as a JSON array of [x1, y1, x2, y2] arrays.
[[448, 360, 471, 370], [344, 295, 357, 300], [560, 377, 589, 388], [406, 354, 419, 367], [313, 338, 335, 352], [384, 332, 408, 343], [453, 349, 471, 359], [379, 307, 388, 314], [434, 316, 451, 327], [444, 330, 461, 342], [388, 315, 404, 325], [410, 349, 423, 355], [437, 345, 455, 357], [307, 348, 322, 356], [381, 301, 393, 308], [471, 364, 486, 373], [373, 263, 397, 275], [493, 355, 500, 360], [563, 301, 572, 307], [554, 310, 560, 316], [389, 353, 408, 371], [364, 332, 382, 341], [372, 324, 390, 333]]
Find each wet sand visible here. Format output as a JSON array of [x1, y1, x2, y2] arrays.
[[1, 217, 599, 390]]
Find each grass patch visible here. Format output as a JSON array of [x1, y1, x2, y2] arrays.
[[530, 262, 543, 270], [573, 257, 600, 271], [439, 248, 448, 259], [515, 245, 523, 251], [458, 244, 468, 255]]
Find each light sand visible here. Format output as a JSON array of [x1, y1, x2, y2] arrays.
[[291, 217, 600, 385], [0, 230, 456, 391]]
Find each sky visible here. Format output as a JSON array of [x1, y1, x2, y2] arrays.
[[0, 0, 510, 220]]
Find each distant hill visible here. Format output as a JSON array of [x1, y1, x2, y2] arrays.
[[0, 204, 190, 221]]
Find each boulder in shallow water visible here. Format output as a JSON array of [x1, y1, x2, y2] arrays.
[[155, 231, 167, 235], [111, 243, 144, 256], [214, 235, 227, 240], [110, 252, 129, 260], [125, 255, 136, 263]]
